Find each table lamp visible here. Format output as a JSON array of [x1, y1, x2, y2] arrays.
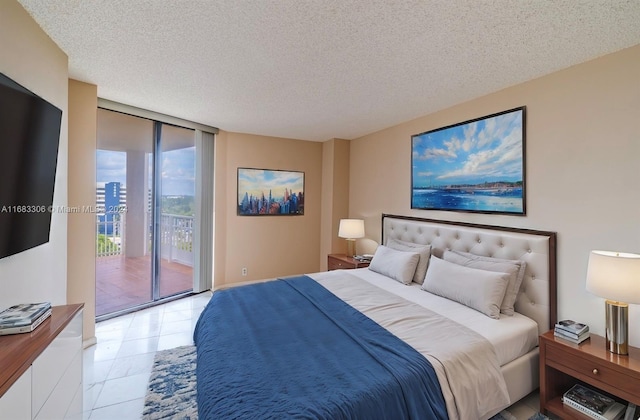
[[586, 250, 640, 355], [338, 219, 365, 258]]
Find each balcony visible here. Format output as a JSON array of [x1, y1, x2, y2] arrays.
[[96, 213, 194, 317]]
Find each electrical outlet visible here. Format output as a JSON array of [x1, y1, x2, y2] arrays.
[[241, 267, 247, 276]]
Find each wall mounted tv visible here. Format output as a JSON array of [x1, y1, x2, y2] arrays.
[[0, 72, 62, 259]]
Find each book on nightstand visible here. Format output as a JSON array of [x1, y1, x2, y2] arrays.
[[555, 319, 589, 336], [563, 384, 626, 420], [555, 319, 590, 343], [0, 302, 52, 335]]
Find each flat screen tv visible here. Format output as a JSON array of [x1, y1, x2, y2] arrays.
[[0, 72, 62, 259]]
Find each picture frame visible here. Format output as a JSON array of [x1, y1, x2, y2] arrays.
[[411, 106, 526, 215], [237, 168, 304, 216]]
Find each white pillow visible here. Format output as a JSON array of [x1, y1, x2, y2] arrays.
[[443, 250, 526, 316], [368, 245, 420, 285], [422, 256, 510, 319], [386, 238, 432, 285]]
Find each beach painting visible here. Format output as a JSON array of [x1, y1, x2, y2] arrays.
[[411, 107, 525, 215]]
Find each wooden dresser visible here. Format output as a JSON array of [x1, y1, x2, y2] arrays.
[[0, 304, 84, 419]]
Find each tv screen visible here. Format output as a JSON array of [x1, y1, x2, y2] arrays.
[[0, 72, 62, 259]]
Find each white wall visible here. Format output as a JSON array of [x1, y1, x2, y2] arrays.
[[349, 45, 640, 346], [0, 1, 68, 308]]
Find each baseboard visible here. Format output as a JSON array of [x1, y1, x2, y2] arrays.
[[213, 278, 275, 291], [83, 336, 97, 349]]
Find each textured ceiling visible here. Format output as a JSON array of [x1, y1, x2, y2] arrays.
[[17, 0, 640, 141]]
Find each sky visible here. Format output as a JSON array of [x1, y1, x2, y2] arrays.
[[412, 108, 524, 187], [238, 168, 304, 202], [96, 147, 195, 196]]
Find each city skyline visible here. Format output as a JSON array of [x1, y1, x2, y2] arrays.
[[96, 147, 195, 196], [238, 168, 304, 216]]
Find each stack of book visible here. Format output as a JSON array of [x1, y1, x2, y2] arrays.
[[554, 319, 590, 344], [563, 384, 626, 420], [0, 302, 52, 336]]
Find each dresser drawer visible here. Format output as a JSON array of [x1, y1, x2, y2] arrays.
[[328, 259, 351, 270], [546, 343, 633, 391]]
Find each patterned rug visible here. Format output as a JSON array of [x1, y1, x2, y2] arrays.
[[143, 345, 550, 420], [143, 345, 198, 419]]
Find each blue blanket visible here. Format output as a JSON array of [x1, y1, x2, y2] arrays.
[[193, 275, 447, 419]]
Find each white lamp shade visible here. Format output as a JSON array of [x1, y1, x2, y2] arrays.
[[586, 250, 640, 304], [338, 219, 365, 239]]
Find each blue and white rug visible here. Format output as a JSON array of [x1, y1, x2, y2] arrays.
[[142, 345, 550, 420], [143, 345, 198, 419]]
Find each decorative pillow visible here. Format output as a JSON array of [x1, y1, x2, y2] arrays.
[[368, 245, 420, 285], [443, 250, 526, 316], [422, 256, 510, 319], [386, 238, 432, 285]]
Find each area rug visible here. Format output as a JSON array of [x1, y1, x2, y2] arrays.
[[142, 345, 198, 419], [142, 344, 549, 420]]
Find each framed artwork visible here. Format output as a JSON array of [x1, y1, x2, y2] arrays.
[[411, 107, 526, 215], [237, 168, 304, 216]]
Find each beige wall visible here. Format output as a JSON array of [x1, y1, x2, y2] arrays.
[[0, 1, 69, 309], [349, 45, 640, 346], [319, 139, 351, 270], [215, 131, 323, 286], [68, 79, 97, 343]]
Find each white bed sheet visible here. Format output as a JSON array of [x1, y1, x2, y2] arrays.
[[310, 268, 538, 367]]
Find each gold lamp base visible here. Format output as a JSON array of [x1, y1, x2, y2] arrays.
[[346, 239, 356, 258], [605, 300, 629, 355]]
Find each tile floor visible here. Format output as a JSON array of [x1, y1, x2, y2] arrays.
[[83, 291, 212, 419], [82, 291, 542, 419]]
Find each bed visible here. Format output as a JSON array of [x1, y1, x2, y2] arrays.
[[194, 214, 557, 419]]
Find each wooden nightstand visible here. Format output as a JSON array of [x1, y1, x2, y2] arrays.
[[540, 330, 640, 418], [327, 254, 370, 271]]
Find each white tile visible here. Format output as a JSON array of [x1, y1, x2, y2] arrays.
[[107, 352, 156, 380], [162, 309, 194, 323], [191, 293, 212, 309], [129, 310, 164, 329], [116, 336, 159, 358], [162, 299, 192, 313], [83, 359, 113, 385], [95, 316, 133, 333], [87, 340, 122, 362], [89, 398, 145, 420], [191, 306, 205, 320], [157, 331, 194, 351], [83, 381, 104, 411], [87, 297, 209, 418], [123, 324, 161, 341], [160, 319, 193, 336], [93, 373, 149, 409]]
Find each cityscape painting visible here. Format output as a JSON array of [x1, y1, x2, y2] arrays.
[[237, 168, 304, 216], [411, 107, 525, 215]]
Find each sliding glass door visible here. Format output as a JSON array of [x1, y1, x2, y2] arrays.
[[157, 124, 196, 299], [96, 109, 196, 318]]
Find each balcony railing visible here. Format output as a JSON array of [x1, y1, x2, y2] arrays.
[[96, 212, 194, 267], [159, 213, 194, 266], [96, 213, 124, 257]]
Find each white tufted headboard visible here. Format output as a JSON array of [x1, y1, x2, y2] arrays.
[[382, 214, 557, 336]]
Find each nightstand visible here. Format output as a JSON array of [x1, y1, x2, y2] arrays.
[[540, 330, 640, 418], [327, 254, 370, 271]]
